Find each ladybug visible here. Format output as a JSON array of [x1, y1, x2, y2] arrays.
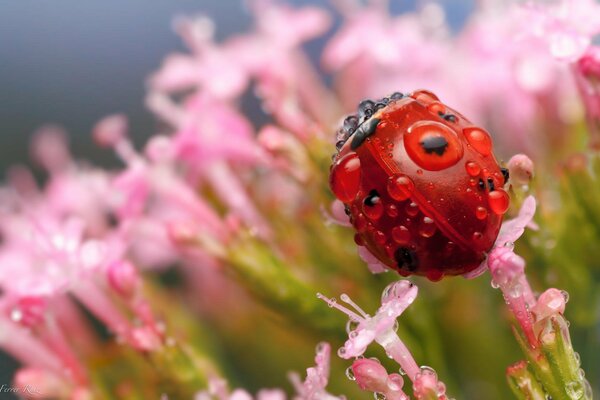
[[329, 90, 510, 281]]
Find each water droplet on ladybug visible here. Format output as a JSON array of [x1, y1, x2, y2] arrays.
[[406, 202, 419, 217], [374, 230, 387, 245], [427, 102, 445, 115], [465, 161, 481, 177], [463, 127, 492, 156], [472, 231, 483, 241], [392, 225, 411, 244], [419, 217, 437, 238], [363, 190, 384, 220], [386, 204, 399, 217], [354, 213, 367, 232], [330, 152, 362, 203], [488, 189, 510, 215], [387, 174, 414, 201], [475, 206, 488, 220]]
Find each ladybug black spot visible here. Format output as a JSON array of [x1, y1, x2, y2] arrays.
[[420, 136, 448, 156], [501, 167, 509, 184], [364, 190, 380, 207], [487, 177, 495, 192], [478, 179, 485, 190], [394, 247, 418, 271], [350, 118, 380, 150]]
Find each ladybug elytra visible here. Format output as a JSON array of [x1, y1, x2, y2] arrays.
[[330, 90, 509, 281]]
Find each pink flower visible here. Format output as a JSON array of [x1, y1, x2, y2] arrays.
[[289, 342, 342, 400], [515, 0, 600, 62]]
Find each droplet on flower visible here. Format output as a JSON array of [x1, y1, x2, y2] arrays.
[[373, 392, 386, 400], [387, 174, 414, 201], [345, 366, 356, 381], [561, 290, 570, 303], [387, 374, 404, 391], [330, 152, 362, 203], [565, 381, 584, 399]]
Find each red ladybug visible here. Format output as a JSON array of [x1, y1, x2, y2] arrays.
[[330, 90, 509, 281]]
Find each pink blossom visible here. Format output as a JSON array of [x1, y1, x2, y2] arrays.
[[515, 0, 600, 62], [289, 342, 341, 400]]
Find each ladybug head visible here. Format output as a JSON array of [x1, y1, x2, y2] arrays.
[[331, 90, 510, 280]]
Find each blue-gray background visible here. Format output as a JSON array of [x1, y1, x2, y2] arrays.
[[0, 0, 471, 395]]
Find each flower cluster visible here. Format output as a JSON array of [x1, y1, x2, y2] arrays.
[[0, 0, 599, 399]]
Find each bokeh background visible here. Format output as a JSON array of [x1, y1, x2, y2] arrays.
[[0, 0, 476, 397]]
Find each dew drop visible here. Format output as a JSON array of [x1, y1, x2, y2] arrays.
[[475, 206, 488, 220], [565, 381, 584, 399], [561, 290, 570, 303], [399, 368, 407, 376], [419, 217, 437, 238], [330, 152, 362, 202], [386, 204, 399, 217], [355, 213, 368, 232], [338, 347, 347, 357], [346, 320, 359, 334], [373, 392, 386, 400], [464, 127, 492, 156], [406, 202, 419, 217], [465, 161, 481, 177], [488, 189, 510, 215], [327, 298, 337, 307], [472, 231, 483, 241], [387, 174, 414, 201], [363, 191, 384, 220], [387, 374, 404, 391], [345, 366, 356, 381], [392, 225, 411, 244]]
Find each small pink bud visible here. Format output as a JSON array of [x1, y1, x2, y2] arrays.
[[352, 358, 388, 392], [92, 114, 128, 148], [14, 367, 71, 399], [107, 260, 140, 298], [30, 125, 70, 172], [507, 154, 534, 186]]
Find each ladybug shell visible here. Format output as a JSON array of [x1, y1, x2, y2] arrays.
[[329, 90, 509, 281]]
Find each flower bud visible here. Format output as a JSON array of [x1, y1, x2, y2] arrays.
[[507, 154, 534, 186]]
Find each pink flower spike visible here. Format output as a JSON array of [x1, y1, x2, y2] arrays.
[[318, 281, 420, 380], [574, 46, 600, 149], [290, 342, 342, 400], [351, 358, 409, 400], [92, 114, 128, 148]]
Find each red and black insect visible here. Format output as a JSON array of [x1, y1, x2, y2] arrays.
[[329, 90, 510, 281]]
